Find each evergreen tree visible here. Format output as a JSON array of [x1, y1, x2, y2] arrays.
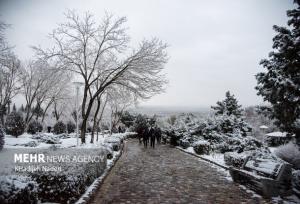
[[12, 103, 16, 112], [19, 104, 25, 112], [27, 120, 43, 134], [53, 121, 66, 134], [67, 121, 76, 133], [255, 1, 300, 141], [33, 104, 43, 120], [211, 91, 243, 117], [119, 111, 135, 128], [4, 111, 25, 137]]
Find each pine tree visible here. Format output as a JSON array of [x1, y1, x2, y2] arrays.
[[4, 111, 25, 137], [33, 104, 43, 120], [12, 103, 16, 112], [255, 1, 300, 141], [19, 104, 25, 112], [211, 91, 243, 117]]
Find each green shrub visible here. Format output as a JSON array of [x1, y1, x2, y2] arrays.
[[27, 120, 43, 134], [67, 121, 75, 133], [5, 111, 25, 137], [53, 121, 66, 134]]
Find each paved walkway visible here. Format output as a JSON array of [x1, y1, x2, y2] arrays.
[[91, 139, 269, 204]]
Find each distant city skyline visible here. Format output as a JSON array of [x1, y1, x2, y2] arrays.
[[0, 0, 295, 107]]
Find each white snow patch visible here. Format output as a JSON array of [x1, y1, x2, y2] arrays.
[[266, 132, 288, 137]]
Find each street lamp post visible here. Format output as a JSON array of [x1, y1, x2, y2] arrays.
[[73, 82, 84, 146]]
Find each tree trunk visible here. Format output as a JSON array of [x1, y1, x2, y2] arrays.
[[80, 97, 95, 144], [91, 98, 101, 143]]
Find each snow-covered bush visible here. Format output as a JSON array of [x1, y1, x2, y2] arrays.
[[29, 148, 107, 203], [164, 129, 181, 146], [204, 133, 263, 153], [102, 144, 113, 159], [275, 142, 300, 169], [179, 137, 191, 149], [203, 114, 252, 137], [4, 111, 25, 137], [292, 170, 300, 197], [192, 140, 210, 155], [27, 120, 43, 134], [0, 175, 37, 204], [0, 127, 4, 151], [224, 148, 278, 168], [53, 121, 66, 134], [224, 152, 247, 168], [133, 114, 148, 138], [55, 133, 70, 139], [67, 121, 75, 133], [173, 113, 200, 132], [104, 137, 122, 151], [31, 134, 61, 144], [22, 141, 39, 147]]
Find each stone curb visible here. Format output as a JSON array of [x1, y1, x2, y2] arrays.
[[75, 141, 126, 204], [175, 146, 229, 170]]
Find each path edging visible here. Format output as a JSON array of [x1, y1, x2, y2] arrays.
[[75, 141, 126, 204], [175, 146, 229, 170]]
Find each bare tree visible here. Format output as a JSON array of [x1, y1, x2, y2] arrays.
[[90, 92, 107, 143], [40, 73, 72, 123], [107, 86, 136, 134], [20, 60, 67, 127], [0, 54, 21, 125], [34, 10, 168, 143], [0, 21, 21, 125]]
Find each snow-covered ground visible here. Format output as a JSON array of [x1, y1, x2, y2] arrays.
[[0, 131, 135, 204], [180, 146, 226, 167], [201, 153, 226, 167], [4, 132, 110, 149]]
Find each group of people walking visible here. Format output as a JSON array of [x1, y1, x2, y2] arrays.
[[140, 125, 162, 148]]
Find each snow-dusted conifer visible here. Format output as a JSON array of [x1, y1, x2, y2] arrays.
[[211, 91, 243, 117], [4, 111, 25, 137], [53, 121, 66, 134], [256, 1, 300, 142]]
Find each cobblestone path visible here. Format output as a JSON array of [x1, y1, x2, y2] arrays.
[[91, 139, 269, 204]]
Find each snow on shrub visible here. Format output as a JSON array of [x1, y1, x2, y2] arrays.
[[4, 111, 25, 137], [224, 152, 248, 168], [67, 121, 75, 133], [104, 136, 122, 151], [179, 137, 191, 149], [275, 142, 300, 169], [29, 148, 107, 204], [31, 133, 61, 144], [292, 170, 300, 197], [224, 148, 277, 168], [55, 133, 70, 139], [27, 120, 43, 134], [53, 121, 66, 134], [20, 141, 39, 147], [192, 140, 210, 155], [0, 175, 37, 204], [0, 127, 4, 151], [202, 114, 252, 137]]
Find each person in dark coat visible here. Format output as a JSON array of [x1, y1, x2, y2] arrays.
[[143, 127, 149, 148], [149, 126, 155, 148], [155, 126, 162, 144]]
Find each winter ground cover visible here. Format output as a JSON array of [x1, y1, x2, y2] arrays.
[[0, 132, 135, 204], [158, 112, 300, 201]]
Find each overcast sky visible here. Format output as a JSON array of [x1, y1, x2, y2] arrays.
[[0, 0, 295, 108]]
